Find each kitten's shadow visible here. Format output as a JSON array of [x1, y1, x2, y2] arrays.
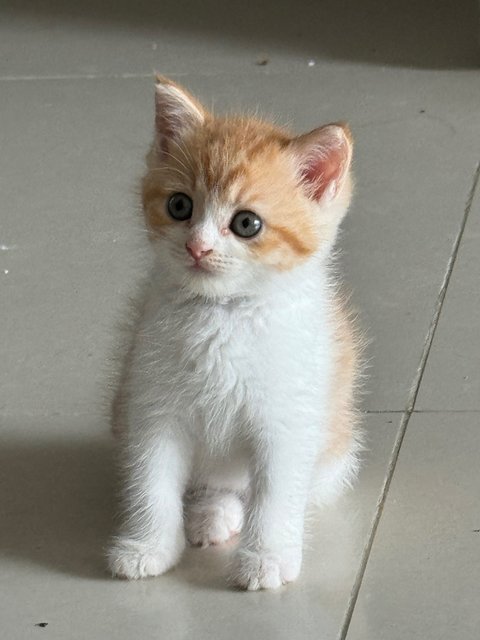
[[0, 433, 115, 580], [0, 431, 244, 588], [0, 431, 234, 587]]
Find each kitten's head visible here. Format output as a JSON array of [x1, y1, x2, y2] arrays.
[[142, 75, 353, 299]]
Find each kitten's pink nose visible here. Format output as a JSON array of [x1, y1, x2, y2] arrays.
[[186, 240, 213, 261]]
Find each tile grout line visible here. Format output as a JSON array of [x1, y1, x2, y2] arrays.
[[411, 409, 480, 414], [337, 160, 480, 640], [0, 73, 155, 81], [0, 71, 275, 81], [0, 69, 337, 82], [367, 409, 480, 414]]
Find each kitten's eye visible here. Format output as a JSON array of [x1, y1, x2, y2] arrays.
[[230, 211, 263, 238], [167, 192, 193, 221]]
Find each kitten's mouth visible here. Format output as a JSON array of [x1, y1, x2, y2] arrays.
[[189, 261, 214, 274]]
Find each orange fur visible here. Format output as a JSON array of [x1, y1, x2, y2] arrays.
[[323, 297, 362, 462]]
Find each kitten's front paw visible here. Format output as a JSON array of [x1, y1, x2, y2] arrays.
[[107, 535, 185, 580], [185, 492, 244, 548], [229, 546, 302, 590]]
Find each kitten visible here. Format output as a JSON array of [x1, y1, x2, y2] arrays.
[[107, 76, 362, 590]]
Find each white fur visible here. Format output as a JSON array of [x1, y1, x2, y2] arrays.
[[108, 145, 359, 590], [185, 490, 244, 547]]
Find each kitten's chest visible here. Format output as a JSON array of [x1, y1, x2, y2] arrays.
[[151, 295, 293, 391], [145, 291, 327, 419], [180, 300, 267, 384], [152, 298, 272, 434]]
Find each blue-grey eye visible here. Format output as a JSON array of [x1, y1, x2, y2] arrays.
[[230, 211, 262, 238], [167, 192, 193, 221]]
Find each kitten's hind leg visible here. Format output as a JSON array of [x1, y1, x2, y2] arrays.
[[309, 297, 363, 506], [184, 489, 245, 548], [185, 453, 249, 548]]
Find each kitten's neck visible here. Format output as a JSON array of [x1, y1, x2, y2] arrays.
[[152, 253, 331, 308]]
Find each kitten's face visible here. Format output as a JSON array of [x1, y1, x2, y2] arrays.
[[142, 77, 353, 299]]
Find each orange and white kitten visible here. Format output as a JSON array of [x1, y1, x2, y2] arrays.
[[108, 76, 361, 590]]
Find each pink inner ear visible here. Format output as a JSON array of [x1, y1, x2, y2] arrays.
[[303, 144, 347, 201], [297, 126, 351, 202]]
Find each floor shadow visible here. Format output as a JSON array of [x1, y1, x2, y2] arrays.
[[4, 0, 479, 69], [0, 435, 115, 580]]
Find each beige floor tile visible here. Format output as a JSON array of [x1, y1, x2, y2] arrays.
[[416, 184, 480, 410], [346, 412, 480, 640]]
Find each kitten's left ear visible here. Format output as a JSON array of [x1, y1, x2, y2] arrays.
[[291, 123, 353, 204], [154, 75, 206, 152]]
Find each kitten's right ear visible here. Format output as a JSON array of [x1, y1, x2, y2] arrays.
[[154, 75, 206, 152]]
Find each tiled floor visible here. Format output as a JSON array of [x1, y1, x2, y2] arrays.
[[1, 2, 479, 638]]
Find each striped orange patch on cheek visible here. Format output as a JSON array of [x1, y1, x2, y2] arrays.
[[267, 224, 315, 257], [250, 216, 319, 269]]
